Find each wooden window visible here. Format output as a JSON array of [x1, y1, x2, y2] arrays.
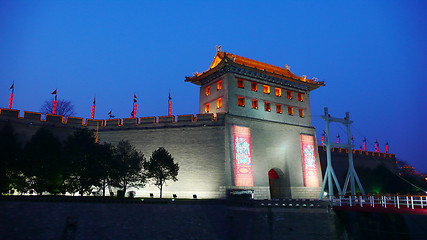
[[276, 104, 282, 113], [217, 98, 222, 109], [263, 85, 270, 94], [298, 93, 303, 102], [217, 80, 222, 90], [252, 99, 258, 109], [237, 79, 244, 88], [205, 86, 210, 96], [264, 102, 271, 112], [299, 109, 304, 117], [238, 97, 245, 107], [287, 90, 292, 99], [251, 82, 258, 92], [288, 106, 294, 115], [205, 103, 209, 113], [275, 88, 281, 97]]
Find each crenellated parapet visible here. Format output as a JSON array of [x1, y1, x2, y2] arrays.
[[0, 108, 226, 131]]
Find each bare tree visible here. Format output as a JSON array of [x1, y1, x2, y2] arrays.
[[40, 98, 76, 117]]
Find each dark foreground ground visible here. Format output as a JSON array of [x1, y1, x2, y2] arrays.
[[0, 196, 426, 240]]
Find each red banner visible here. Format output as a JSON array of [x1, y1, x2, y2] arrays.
[[90, 105, 95, 119], [232, 126, 254, 187], [300, 134, 319, 187], [9, 93, 13, 109], [52, 99, 57, 115], [133, 103, 137, 118]]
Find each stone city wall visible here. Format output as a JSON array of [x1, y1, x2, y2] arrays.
[[0, 108, 228, 199]]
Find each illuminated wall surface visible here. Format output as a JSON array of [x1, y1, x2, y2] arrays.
[[232, 125, 254, 187], [300, 134, 319, 187]]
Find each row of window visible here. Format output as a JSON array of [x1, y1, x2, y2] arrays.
[[203, 96, 304, 117], [237, 78, 303, 101], [204, 98, 222, 112], [205, 80, 222, 96], [204, 79, 304, 102], [237, 97, 304, 117]]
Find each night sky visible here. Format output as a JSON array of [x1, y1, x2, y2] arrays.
[[1, 1, 426, 172]]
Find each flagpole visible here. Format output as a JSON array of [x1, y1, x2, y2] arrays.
[[91, 95, 96, 119], [132, 94, 137, 118], [9, 83, 14, 109], [52, 89, 57, 115], [168, 91, 172, 116]]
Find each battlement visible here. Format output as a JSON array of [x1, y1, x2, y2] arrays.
[[318, 145, 395, 159], [0, 108, 226, 130]]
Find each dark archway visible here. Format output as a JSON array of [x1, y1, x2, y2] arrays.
[[268, 169, 281, 199], [268, 168, 291, 199]]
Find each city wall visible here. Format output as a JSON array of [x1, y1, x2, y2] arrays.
[[1, 197, 425, 240], [0, 197, 342, 240], [0, 108, 228, 199], [317, 145, 398, 185]]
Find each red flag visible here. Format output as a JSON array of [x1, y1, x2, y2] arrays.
[[385, 141, 389, 153], [51, 89, 57, 95], [133, 103, 137, 118], [10, 83, 14, 90]]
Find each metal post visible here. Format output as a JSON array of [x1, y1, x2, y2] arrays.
[[319, 108, 343, 200], [397, 196, 400, 209], [384, 196, 387, 208], [321, 109, 365, 199], [411, 196, 414, 209]]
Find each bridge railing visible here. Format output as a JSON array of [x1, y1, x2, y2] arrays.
[[333, 195, 427, 209]]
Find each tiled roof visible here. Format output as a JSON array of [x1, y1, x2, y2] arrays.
[[186, 51, 324, 90]]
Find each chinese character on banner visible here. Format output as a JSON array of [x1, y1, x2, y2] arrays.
[[232, 126, 254, 187], [300, 134, 319, 187]]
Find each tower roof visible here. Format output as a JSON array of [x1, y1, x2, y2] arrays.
[[185, 51, 324, 91]]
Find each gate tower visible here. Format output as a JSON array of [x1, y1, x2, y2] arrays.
[[185, 49, 325, 199]]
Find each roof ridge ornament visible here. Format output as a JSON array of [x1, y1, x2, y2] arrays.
[[216, 45, 222, 52], [286, 64, 290, 70]]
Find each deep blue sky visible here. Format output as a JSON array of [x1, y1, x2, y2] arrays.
[[1, 1, 426, 172]]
